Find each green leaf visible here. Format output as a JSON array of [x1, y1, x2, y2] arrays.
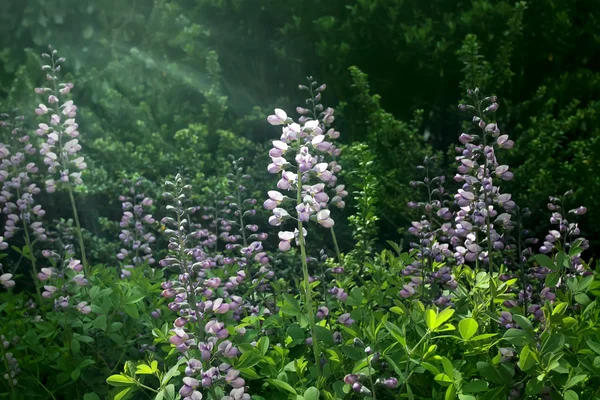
[[535, 254, 556, 270], [136, 364, 154, 375], [267, 379, 297, 394], [257, 337, 270, 356], [390, 306, 404, 315], [125, 292, 146, 305], [73, 333, 94, 343], [93, 314, 107, 331], [586, 339, 600, 355], [106, 374, 135, 387], [525, 378, 544, 396], [458, 318, 478, 341], [575, 293, 591, 305], [462, 380, 488, 393], [114, 387, 132, 400], [540, 334, 565, 356], [314, 326, 334, 346], [83, 394, 101, 400], [436, 308, 455, 329], [434, 373, 453, 386], [341, 346, 363, 361], [237, 351, 262, 369], [425, 309, 437, 331], [476, 362, 504, 386], [552, 302, 568, 316], [71, 367, 81, 381], [518, 345, 536, 372], [384, 320, 407, 348], [470, 333, 498, 341], [445, 385, 456, 400], [70, 338, 81, 354], [109, 322, 124, 333], [564, 374, 587, 390], [441, 357, 455, 379], [164, 384, 175, 400], [345, 287, 364, 306], [161, 358, 184, 386], [79, 359, 96, 369], [480, 387, 506, 400], [303, 387, 319, 400], [123, 304, 139, 319], [281, 294, 301, 317], [239, 367, 260, 379], [512, 314, 533, 333], [545, 272, 560, 288], [503, 329, 533, 346], [564, 390, 579, 400]]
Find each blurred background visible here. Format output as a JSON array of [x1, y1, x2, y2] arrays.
[[1, 0, 599, 261]]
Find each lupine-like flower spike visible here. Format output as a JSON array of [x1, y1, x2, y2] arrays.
[[1, 336, 20, 386], [117, 178, 157, 278], [0, 112, 47, 289], [159, 174, 252, 400], [224, 156, 274, 293], [34, 238, 92, 315], [265, 79, 345, 252], [34, 48, 86, 192], [454, 89, 516, 270], [265, 78, 346, 374], [0, 113, 46, 241], [35, 46, 89, 273], [404, 155, 456, 305]]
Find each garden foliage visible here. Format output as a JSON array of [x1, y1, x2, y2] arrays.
[[1, 1, 600, 399]]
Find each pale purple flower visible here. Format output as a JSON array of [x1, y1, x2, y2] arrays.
[[267, 108, 288, 126], [278, 231, 294, 252], [0, 274, 15, 289]]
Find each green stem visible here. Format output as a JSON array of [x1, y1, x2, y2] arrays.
[[31, 374, 57, 400], [136, 381, 159, 393], [398, 333, 429, 395], [14, 187, 43, 306], [478, 98, 497, 330], [177, 198, 202, 341], [367, 353, 377, 400], [67, 185, 88, 276], [296, 170, 321, 376], [236, 181, 248, 248], [330, 226, 342, 265]]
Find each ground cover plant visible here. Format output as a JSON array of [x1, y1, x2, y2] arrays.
[[0, 42, 599, 400]]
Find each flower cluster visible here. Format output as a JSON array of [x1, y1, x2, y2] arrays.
[[34, 47, 86, 192], [159, 174, 256, 400], [1, 335, 20, 386], [117, 178, 157, 278], [222, 156, 273, 292], [503, 192, 590, 321], [404, 156, 457, 304], [451, 89, 516, 268], [265, 80, 346, 252], [37, 243, 91, 315], [0, 112, 47, 244]]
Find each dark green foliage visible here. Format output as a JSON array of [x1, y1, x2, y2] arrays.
[[3, 0, 599, 256]]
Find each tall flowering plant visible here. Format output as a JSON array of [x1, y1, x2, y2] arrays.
[[34, 46, 88, 274], [404, 155, 457, 305], [450, 89, 516, 314], [117, 178, 157, 279], [155, 174, 253, 400], [265, 79, 346, 372], [0, 111, 46, 298]]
